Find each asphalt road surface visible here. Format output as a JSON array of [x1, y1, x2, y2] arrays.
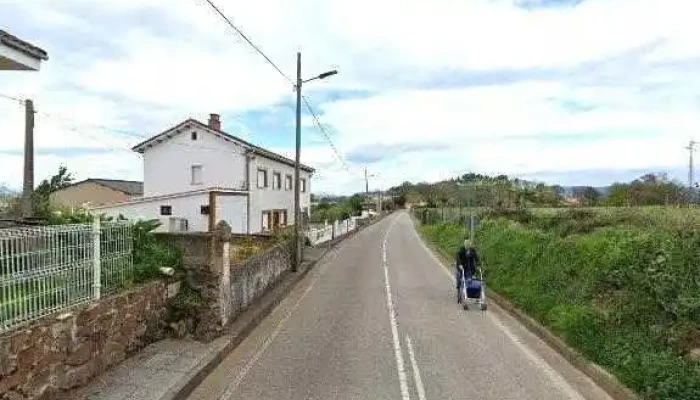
[[188, 212, 612, 400]]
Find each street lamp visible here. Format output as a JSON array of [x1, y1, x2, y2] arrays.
[[293, 52, 338, 272]]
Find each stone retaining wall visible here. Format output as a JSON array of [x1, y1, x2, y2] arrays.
[[0, 282, 168, 400]]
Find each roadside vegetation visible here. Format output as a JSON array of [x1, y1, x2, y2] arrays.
[[418, 206, 700, 400], [397, 169, 700, 399]]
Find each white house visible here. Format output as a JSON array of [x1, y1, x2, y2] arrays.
[[93, 115, 314, 234], [0, 29, 48, 71]]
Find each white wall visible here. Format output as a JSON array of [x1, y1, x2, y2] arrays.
[[248, 155, 312, 233], [95, 193, 211, 232], [142, 126, 247, 197], [215, 195, 248, 234]]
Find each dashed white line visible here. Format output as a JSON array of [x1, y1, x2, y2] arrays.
[[382, 216, 412, 400], [406, 335, 427, 400]]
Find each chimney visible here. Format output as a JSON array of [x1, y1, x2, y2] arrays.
[[208, 113, 221, 131]]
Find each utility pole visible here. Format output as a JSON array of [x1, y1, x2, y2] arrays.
[[686, 140, 696, 205], [22, 99, 34, 218], [293, 53, 338, 271], [364, 167, 369, 195], [293, 52, 302, 272]]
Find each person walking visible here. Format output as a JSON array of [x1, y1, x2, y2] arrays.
[[455, 238, 479, 303]]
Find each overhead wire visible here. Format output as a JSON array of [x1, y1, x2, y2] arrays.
[[200, 0, 294, 85], [199, 0, 358, 181], [0, 92, 25, 106]]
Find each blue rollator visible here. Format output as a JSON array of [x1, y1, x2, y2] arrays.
[[457, 266, 486, 311], [455, 239, 487, 311]]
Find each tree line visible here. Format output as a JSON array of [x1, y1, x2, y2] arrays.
[[386, 172, 693, 209]]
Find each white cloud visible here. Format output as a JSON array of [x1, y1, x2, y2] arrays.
[[1, 0, 699, 194]]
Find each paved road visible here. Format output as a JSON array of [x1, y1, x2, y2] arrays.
[[188, 212, 612, 400]]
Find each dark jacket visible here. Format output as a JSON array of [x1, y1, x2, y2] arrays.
[[455, 246, 479, 277]]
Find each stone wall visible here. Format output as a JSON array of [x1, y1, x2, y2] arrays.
[[0, 282, 168, 400], [155, 226, 290, 341], [225, 240, 293, 323]]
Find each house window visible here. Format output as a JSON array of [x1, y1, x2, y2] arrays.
[[191, 165, 203, 185], [160, 205, 172, 216], [200, 205, 210, 215], [273, 172, 281, 190], [191, 131, 197, 141], [257, 169, 268, 189], [285, 175, 293, 191], [262, 211, 271, 231], [301, 178, 307, 193]]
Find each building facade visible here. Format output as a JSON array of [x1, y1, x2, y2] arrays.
[[93, 115, 313, 234]]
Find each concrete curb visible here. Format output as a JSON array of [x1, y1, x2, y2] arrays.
[[412, 218, 638, 400], [165, 214, 390, 400]]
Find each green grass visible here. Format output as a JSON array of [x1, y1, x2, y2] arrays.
[[419, 208, 700, 400]]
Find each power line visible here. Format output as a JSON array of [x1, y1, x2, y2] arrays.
[[196, 0, 357, 179], [200, 0, 294, 85], [302, 95, 358, 176], [0, 93, 24, 105]]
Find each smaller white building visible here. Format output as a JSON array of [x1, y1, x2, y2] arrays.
[[94, 115, 314, 234]]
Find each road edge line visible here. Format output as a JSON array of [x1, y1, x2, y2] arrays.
[[165, 214, 393, 400], [408, 214, 639, 400]]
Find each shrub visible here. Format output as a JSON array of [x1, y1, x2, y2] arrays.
[[132, 219, 180, 283]]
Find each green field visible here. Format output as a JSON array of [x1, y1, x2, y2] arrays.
[[416, 206, 700, 400]]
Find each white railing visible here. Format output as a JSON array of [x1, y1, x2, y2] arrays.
[[305, 216, 365, 246], [0, 220, 133, 332]]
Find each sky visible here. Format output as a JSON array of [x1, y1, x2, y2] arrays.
[[1, 0, 699, 195]]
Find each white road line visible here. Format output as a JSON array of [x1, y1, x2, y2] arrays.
[[217, 240, 350, 400], [406, 214, 586, 400], [405, 335, 427, 400], [382, 216, 412, 400], [488, 313, 586, 400]]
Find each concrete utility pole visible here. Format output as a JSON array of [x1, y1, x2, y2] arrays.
[[364, 167, 369, 195], [294, 52, 302, 271], [686, 140, 696, 205], [21, 99, 34, 218], [293, 52, 337, 271]]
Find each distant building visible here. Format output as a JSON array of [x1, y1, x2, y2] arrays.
[[50, 179, 143, 208]]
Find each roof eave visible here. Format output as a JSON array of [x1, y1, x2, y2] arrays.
[[131, 119, 316, 173], [0, 31, 48, 61]]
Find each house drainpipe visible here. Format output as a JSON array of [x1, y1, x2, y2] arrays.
[[245, 151, 252, 235]]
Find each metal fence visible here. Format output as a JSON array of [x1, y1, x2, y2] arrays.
[[0, 220, 133, 332]]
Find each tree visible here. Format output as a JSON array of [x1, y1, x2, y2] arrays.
[[573, 186, 601, 206], [33, 165, 74, 217]]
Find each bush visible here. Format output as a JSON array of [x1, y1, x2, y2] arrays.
[[132, 220, 180, 283]]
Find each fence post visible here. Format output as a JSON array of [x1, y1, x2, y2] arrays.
[[93, 217, 101, 300]]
